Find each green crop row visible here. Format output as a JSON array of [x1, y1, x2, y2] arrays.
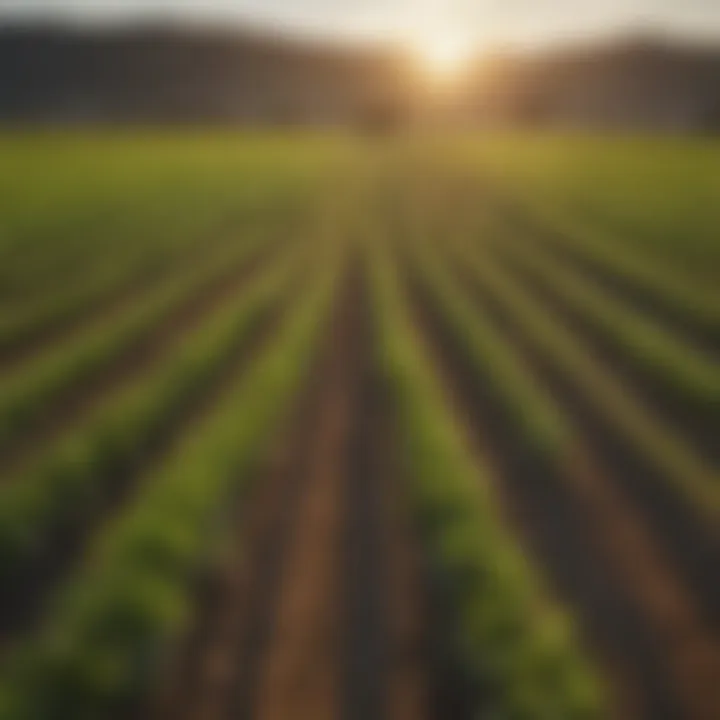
[[488, 229, 720, 413], [450, 239, 719, 520], [0, 194, 284, 356], [0, 248, 301, 587], [0, 183, 226, 305], [454, 135, 720, 282], [0, 136, 333, 349], [369, 242, 605, 720], [403, 239, 571, 456], [0, 229, 278, 455], [503, 195, 720, 334], [0, 251, 341, 720]]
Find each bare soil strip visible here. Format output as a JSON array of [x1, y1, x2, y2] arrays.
[[500, 250, 720, 467], [0, 294, 287, 656], [341, 291, 392, 720], [501, 259, 720, 625], [425, 258, 720, 719], [146, 352, 325, 720], [490, 197, 720, 358], [0, 267, 162, 373], [455, 255, 720, 626], [406, 268, 689, 719], [0, 232, 236, 373], [146, 270, 431, 720], [0, 241, 280, 478]]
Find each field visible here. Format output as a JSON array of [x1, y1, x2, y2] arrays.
[[0, 132, 717, 720]]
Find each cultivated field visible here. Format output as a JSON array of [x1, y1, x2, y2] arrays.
[[0, 133, 717, 720]]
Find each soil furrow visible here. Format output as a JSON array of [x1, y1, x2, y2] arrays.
[[490, 198, 720, 357], [405, 266, 683, 719], [146, 268, 431, 720], [247, 271, 367, 720], [145, 341, 325, 720], [0, 241, 280, 478], [0, 216, 265, 373], [476, 193, 720, 358], [497, 245, 720, 467], [435, 256, 720, 717], [454, 253, 720, 628], [0, 295, 288, 657]]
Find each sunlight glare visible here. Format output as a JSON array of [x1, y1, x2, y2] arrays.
[[413, 33, 475, 81]]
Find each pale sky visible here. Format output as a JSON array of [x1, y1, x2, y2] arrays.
[[1, 1, 719, 49]]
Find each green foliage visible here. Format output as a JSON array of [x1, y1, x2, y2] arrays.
[[489, 230, 720, 411], [452, 239, 719, 518], [0, 232, 277, 453], [0, 254, 298, 581], [407, 240, 571, 455], [369, 245, 605, 720], [0, 257, 339, 720]]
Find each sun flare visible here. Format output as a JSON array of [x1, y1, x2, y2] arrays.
[[412, 34, 475, 80]]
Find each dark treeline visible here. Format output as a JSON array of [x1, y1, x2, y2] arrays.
[[0, 25, 415, 125], [0, 24, 719, 131], [473, 37, 720, 132]]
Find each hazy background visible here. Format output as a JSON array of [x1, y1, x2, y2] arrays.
[[2, 0, 720, 46], [1, 1, 719, 130]]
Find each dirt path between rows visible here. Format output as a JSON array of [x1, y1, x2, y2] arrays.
[[0, 241, 282, 481], [148, 269, 430, 720], [0, 288, 287, 658], [405, 267, 674, 719], [409, 253, 720, 719]]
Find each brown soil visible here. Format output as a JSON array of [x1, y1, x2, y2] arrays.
[[146, 269, 431, 720], [404, 261, 718, 719], [565, 448, 720, 719], [433, 247, 720, 718], [0, 216, 262, 373], [495, 250, 720, 623], [490, 195, 720, 358], [0, 282, 287, 656], [498, 244, 720, 468], [451, 243, 720, 615], [0, 240, 281, 479]]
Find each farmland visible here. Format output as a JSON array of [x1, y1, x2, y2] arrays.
[[0, 132, 717, 720]]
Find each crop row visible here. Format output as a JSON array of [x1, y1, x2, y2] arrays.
[[0, 158, 322, 361], [0, 251, 341, 720], [447, 237, 718, 517], [369, 242, 604, 719], [405, 232, 720, 715], [0, 202, 283, 360], [0, 229, 278, 459], [496, 193, 720, 338], [484, 228, 720, 414], [0, 248, 302, 592]]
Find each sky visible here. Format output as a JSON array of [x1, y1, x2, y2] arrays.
[[1, 1, 719, 50]]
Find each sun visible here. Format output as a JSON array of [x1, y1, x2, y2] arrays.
[[412, 34, 475, 80]]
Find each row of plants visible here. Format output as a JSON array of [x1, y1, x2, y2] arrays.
[[0, 248, 303, 589], [487, 227, 720, 412], [0, 148, 295, 301], [0, 229, 279, 455], [502, 194, 720, 337], [369, 242, 605, 719], [449, 239, 719, 521], [403, 239, 573, 456], [0, 193, 293, 358], [0, 250, 341, 720], [458, 136, 720, 285]]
